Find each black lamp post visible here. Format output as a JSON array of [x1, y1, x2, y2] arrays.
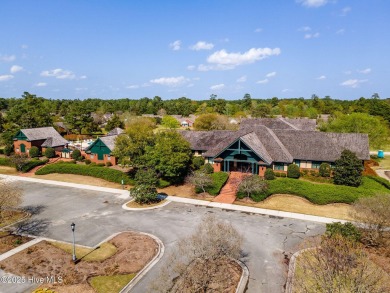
[[71, 222, 76, 263]]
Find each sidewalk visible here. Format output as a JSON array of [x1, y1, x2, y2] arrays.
[[1, 174, 347, 224]]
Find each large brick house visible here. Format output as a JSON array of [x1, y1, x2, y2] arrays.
[[180, 118, 369, 176], [13, 127, 69, 156]]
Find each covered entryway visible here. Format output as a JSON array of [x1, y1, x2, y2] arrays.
[[20, 144, 26, 153]]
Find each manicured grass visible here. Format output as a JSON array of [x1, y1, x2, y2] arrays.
[[266, 176, 389, 205], [36, 163, 135, 185], [50, 242, 117, 262], [376, 156, 390, 169], [89, 274, 136, 293]]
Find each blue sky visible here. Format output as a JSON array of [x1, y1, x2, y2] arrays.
[[0, 0, 389, 100]]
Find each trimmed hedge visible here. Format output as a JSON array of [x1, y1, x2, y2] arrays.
[[266, 176, 389, 205], [287, 164, 300, 178], [365, 175, 390, 190], [0, 157, 14, 167], [264, 168, 275, 180], [21, 159, 48, 173], [204, 172, 229, 195], [36, 163, 135, 185], [237, 190, 268, 202]]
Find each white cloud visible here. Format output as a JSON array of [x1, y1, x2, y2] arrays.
[[340, 6, 351, 16], [282, 88, 293, 93], [0, 75, 14, 81], [304, 32, 320, 39], [10, 65, 23, 73], [169, 40, 181, 51], [210, 84, 225, 90], [79, 75, 87, 79], [0, 55, 16, 62], [35, 82, 47, 87], [256, 78, 269, 84], [126, 85, 139, 89], [358, 68, 371, 74], [150, 76, 189, 87], [236, 75, 247, 83], [316, 75, 326, 80], [190, 41, 214, 51], [266, 71, 277, 78], [336, 29, 345, 35], [299, 26, 311, 32], [340, 79, 368, 88], [41, 68, 76, 79], [206, 47, 281, 69], [187, 65, 196, 71], [297, 0, 328, 8], [254, 28, 263, 33]]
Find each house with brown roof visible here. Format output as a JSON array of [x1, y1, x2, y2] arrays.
[[13, 127, 68, 156], [180, 118, 369, 176]]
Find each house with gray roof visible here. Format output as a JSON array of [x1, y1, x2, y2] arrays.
[[180, 119, 369, 176], [84, 130, 124, 165], [13, 127, 68, 156]]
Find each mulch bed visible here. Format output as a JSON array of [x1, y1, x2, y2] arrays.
[[0, 231, 33, 254]]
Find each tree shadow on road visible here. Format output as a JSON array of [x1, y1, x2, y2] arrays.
[[14, 218, 50, 236], [22, 204, 46, 216]]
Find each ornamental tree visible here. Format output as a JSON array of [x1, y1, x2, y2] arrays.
[[333, 150, 363, 187]]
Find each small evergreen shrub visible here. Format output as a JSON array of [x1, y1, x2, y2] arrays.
[[158, 179, 171, 188], [334, 150, 364, 187], [0, 149, 4, 155], [77, 156, 84, 161], [287, 164, 300, 179], [44, 148, 56, 158], [200, 163, 214, 174], [105, 162, 112, 167], [319, 162, 331, 177], [130, 185, 158, 204], [71, 149, 81, 160], [192, 156, 205, 170], [4, 145, 13, 156], [264, 168, 275, 180], [325, 222, 361, 242], [29, 146, 40, 158], [21, 158, 48, 173], [96, 163, 105, 167], [85, 159, 91, 165]]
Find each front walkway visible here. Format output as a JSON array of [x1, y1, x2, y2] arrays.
[[213, 172, 248, 204]]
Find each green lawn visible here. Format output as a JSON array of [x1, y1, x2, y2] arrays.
[[266, 176, 389, 205], [50, 242, 117, 261], [89, 274, 136, 293], [376, 156, 390, 169]]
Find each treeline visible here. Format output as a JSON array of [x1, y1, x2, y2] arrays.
[[1, 92, 390, 122]]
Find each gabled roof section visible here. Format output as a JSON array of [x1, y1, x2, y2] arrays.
[[86, 135, 118, 152], [106, 128, 124, 136], [240, 117, 316, 131], [17, 127, 68, 147], [179, 130, 236, 151], [240, 132, 272, 164]]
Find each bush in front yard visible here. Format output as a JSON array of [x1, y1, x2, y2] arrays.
[[71, 149, 81, 160], [21, 158, 48, 173], [319, 162, 331, 177], [4, 145, 13, 156], [29, 146, 40, 158], [192, 156, 205, 170], [264, 168, 275, 180], [333, 150, 363, 187], [287, 164, 300, 179], [85, 159, 91, 165], [204, 172, 229, 195], [200, 163, 214, 174], [325, 222, 361, 242], [130, 184, 158, 204], [44, 147, 56, 158]]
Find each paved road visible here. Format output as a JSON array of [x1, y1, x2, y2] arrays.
[[5, 182, 325, 293]]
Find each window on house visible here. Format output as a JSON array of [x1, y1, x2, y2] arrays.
[[312, 161, 321, 169], [90, 155, 94, 159], [295, 160, 300, 167], [274, 163, 284, 170]]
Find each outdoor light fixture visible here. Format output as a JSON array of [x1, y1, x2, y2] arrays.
[[71, 222, 76, 263]]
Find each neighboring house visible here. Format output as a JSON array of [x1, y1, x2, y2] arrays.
[[180, 118, 369, 176], [54, 121, 69, 134], [180, 119, 193, 128], [84, 128, 124, 165], [240, 117, 317, 131], [13, 127, 68, 156]]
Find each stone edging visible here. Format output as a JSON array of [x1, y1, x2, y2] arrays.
[[122, 199, 171, 211], [285, 248, 313, 293], [235, 259, 250, 293]]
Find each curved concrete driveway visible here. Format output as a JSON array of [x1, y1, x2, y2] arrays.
[[9, 181, 325, 293]]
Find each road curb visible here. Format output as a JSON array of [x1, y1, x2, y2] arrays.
[[235, 260, 249, 293], [122, 199, 171, 211], [285, 248, 313, 293]]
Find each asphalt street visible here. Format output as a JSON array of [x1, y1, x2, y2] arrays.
[[6, 182, 325, 293]]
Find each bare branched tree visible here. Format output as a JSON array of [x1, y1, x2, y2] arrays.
[[293, 235, 389, 293], [238, 174, 268, 200], [0, 179, 23, 222], [151, 214, 243, 292], [9, 154, 29, 172], [188, 171, 213, 194], [351, 194, 390, 246]]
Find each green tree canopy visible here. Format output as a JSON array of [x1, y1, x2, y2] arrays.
[[333, 150, 364, 187], [161, 115, 180, 129], [105, 114, 124, 131]]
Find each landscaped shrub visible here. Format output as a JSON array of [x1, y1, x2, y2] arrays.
[[204, 172, 229, 195], [319, 163, 331, 177], [71, 149, 81, 160], [333, 150, 364, 187], [325, 222, 361, 242], [85, 159, 91, 165], [135, 168, 158, 187], [77, 156, 84, 161], [130, 185, 158, 204], [264, 168, 275, 180], [44, 147, 56, 158], [0, 157, 14, 167], [29, 146, 40, 158], [365, 175, 390, 190], [236, 175, 269, 202], [158, 179, 171, 188], [96, 163, 105, 167], [200, 163, 214, 174], [192, 156, 205, 170], [21, 158, 48, 173], [287, 164, 300, 179], [105, 162, 112, 167], [36, 163, 135, 185], [4, 145, 13, 156]]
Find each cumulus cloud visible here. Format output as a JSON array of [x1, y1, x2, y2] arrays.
[[150, 76, 189, 87], [79, 75, 87, 79], [187, 65, 196, 71], [304, 32, 320, 39], [190, 41, 214, 51], [0, 75, 14, 81], [169, 40, 181, 51], [0, 55, 16, 62], [210, 84, 225, 90], [206, 47, 281, 69], [340, 79, 368, 88], [316, 75, 326, 80], [256, 78, 269, 84], [41, 68, 76, 79], [358, 68, 371, 74], [266, 71, 277, 78], [236, 75, 247, 83], [297, 0, 328, 8], [299, 26, 311, 31], [35, 82, 47, 87], [10, 65, 23, 73]]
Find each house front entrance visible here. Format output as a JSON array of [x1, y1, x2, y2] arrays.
[[228, 161, 253, 173]]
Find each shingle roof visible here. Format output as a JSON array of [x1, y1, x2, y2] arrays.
[[106, 128, 124, 136], [20, 127, 68, 147], [240, 117, 317, 131], [99, 135, 118, 151]]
